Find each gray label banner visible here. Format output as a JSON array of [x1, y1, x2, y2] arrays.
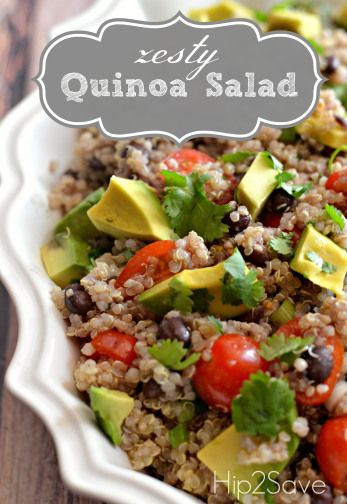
[[35, 14, 324, 143]]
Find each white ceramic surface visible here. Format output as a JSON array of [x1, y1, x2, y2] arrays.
[[0, 0, 341, 502]]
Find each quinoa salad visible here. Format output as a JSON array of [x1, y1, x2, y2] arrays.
[[41, 2, 347, 503]]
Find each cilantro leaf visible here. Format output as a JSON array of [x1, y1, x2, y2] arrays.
[[192, 288, 214, 313], [169, 423, 188, 448], [224, 248, 246, 279], [259, 333, 314, 362], [232, 372, 297, 438], [169, 278, 194, 314], [281, 182, 312, 198], [328, 145, 347, 174], [208, 315, 224, 334], [148, 339, 201, 371], [162, 171, 230, 242], [166, 279, 214, 314], [325, 203, 345, 231], [263, 151, 283, 171], [275, 170, 311, 198], [222, 250, 265, 309], [306, 251, 337, 274], [258, 475, 277, 504], [219, 151, 254, 164], [269, 232, 294, 257]]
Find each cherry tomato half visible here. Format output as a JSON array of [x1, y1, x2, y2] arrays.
[[326, 168, 347, 195], [275, 319, 344, 406], [193, 334, 268, 412], [275, 318, 302, 338], [162, 148, 215, 174], [316, 416, 347, 492], [92, 330, 137, 365], [116, 240, 176, 289]]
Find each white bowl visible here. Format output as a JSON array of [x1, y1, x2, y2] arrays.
[[0, 0, 341, 502]]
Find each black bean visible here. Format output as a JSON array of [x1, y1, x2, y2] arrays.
[[64, 283, 94, 315], [243, 247, 270, 267], [89, 157, 106, 171], [323, 55, 340, 76], [158, 316, 191, 344], [267, 189, 295, 213], [64, 169, 78, 179], [310, 484, 333, 504], [226, 213, 250, 235], [120, 146, 129, 158], [142, 379, 162, 399], [302, 345, 334, 384]]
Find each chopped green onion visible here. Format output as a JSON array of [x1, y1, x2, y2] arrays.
[[177, 401, 195, 423], [279, 127, 298, 144], [270, 299, 296, 326], [169, 423, 188, 448], [328, 145, 347, 174]]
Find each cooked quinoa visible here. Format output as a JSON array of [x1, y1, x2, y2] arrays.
[[42, 8, 347, 504]]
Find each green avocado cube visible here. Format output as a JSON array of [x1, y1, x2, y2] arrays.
[[236, 152, 279, 220], [139, 260, 248, 318], [267, 10, 322, 39], [90, 387, 134, 446], [87, 175, 176, 241], [198, 424, 299, 503], [335, 2, 347, 29], [41, 232, 90, 288], [189, 0, 255, 22], [290, 224, 347, 295], [54, 187, 105, 239]]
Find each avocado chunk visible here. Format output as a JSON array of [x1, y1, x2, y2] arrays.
[[335, 2, 347, 29], [87, 175, 175, 241], [197, 424, 299, 502], [54, 188, 105, 239], [139, 260, 248, 318], [267, 10, 322, 38], [297, 116, 347, 149], [236, 152, 279, 220], [90, 387, 134, 446], [189, 0, 255, 22], [290, 224, 347, 295], [41, 232, 90, 288]]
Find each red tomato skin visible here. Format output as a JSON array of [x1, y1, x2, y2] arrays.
[[326, 169, 347, 195], [163, 148, 215, 174], [115, 241, 175, 289], [291, 226, 301, 246], [192, 334, 268, 412], [275, 318, 302, 338], [92, 330, 137, 365], [296, 335, 344, 406], [316, 417, 347, 492]]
